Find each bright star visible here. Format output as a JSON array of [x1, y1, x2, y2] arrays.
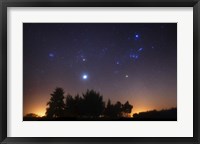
[[125, 75, 129, 78], [82, 58, 86, 61], [135, 34, 139, 38], [82, 74, 88, 80]]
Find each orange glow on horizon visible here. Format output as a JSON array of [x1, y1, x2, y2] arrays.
[[27, 105, 176, 118], [130, 106, 155, 117], [35, 109, 46, 117], [24, 105, 46, 117], [24, 91, 176, 118]]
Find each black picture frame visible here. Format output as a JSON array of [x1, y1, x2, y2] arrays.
[[0, 0, 199, 143]]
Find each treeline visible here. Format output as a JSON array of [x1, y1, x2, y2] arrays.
[[24, 87, 177, 121], [45, 87, 133, 119], [133, 108, 177, 121]]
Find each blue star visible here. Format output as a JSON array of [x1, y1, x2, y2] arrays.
[[135, 34, 139, 38], [49, 53, 54, 58], [129, 53, 135, 58], [129, 52, 139, 60], [138, 47, 143, 52]]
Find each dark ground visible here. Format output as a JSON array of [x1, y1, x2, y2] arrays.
[[23, 108, 177, 121]]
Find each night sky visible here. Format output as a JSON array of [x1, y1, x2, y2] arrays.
[[23, 23, 177, 117]]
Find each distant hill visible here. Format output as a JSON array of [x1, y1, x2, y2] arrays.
[[132, 108, 177, 121]]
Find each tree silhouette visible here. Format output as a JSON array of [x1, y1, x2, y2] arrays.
[[104, 99, 112, 117], [65, 94, 75, 117], [74, 94, 84, 116], [122, 101, 133, 117], [104, 100, 121, 118], [104, 100, 133, 118], [39, 88, 134, 120], [46, 87, 65, 118], [113, 101, 123, 118], [65, 94, 83, 117], [82, 89, 105, 117]]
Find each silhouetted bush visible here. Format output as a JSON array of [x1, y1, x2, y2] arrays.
[[23, 113, 40, 121]]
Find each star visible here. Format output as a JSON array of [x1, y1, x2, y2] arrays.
[[138, 48, 143, 52], [129, 52, 139, 60], [49, 53, 54, 58], [135, 34, 139, 38], [125, 75, 129, 78], [82, 74, 88, 80], [129, 53, 135, 59]]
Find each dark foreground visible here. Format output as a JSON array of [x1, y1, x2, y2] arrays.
[[24, 108, 177, 121], [23, 117, 177, 121]]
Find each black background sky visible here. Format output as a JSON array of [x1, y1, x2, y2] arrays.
[[23, 23, 177, 116]]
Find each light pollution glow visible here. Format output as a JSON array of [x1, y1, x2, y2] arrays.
[[23, 87, 177, 117]]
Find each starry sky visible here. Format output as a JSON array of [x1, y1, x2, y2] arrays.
[[23, 23, 177, 117]]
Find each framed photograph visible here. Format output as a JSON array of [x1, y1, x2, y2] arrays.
[[0, 0, 199, 143]]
